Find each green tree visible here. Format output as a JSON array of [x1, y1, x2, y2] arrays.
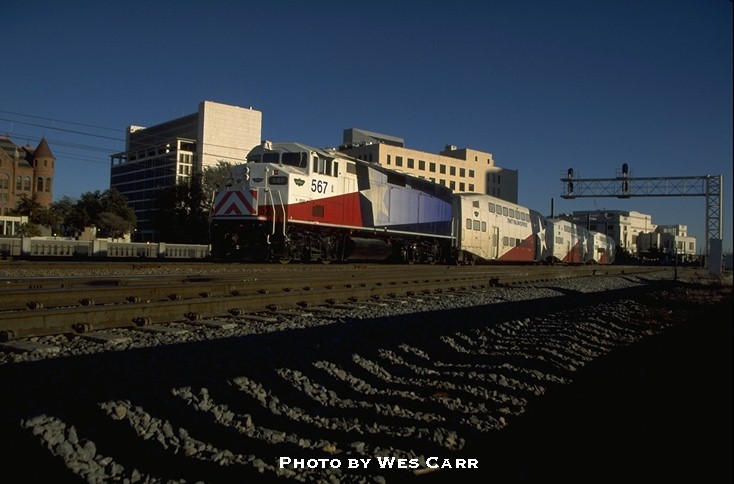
[[11, 193, 44, 220], [202, 160, 234, 211], [152, 174, 208, 243], [66, 189, 137, 238]]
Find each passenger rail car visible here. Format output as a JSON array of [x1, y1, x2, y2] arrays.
[[452, 193, 547, 264], [210, 140, 617, 265]]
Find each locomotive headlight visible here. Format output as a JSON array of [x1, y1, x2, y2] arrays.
[[244, 166, 250, 181]]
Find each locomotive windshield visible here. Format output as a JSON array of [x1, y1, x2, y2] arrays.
[[246, 151, 307, 168]]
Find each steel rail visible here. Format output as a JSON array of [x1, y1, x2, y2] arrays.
[[0, 265, 670, 341]]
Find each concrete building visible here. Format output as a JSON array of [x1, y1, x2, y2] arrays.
[[338, 128, 518, 203], [638, 225, 697, 259], [110, 101, 262, 240], [0, 136, 55, 215], [566, 209, 656, 255]]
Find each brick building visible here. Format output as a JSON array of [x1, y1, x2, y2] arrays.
[[0, 136, 55, 215]]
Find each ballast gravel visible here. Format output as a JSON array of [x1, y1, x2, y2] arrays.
[[0, 270, 730, 483]]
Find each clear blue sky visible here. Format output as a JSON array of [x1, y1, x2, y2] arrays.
[[2, 0, 732, 252]]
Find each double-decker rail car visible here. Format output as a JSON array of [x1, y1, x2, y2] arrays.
[[210, 141, 454, 263], [590, 232, 616, 264], [545, 218, 593, 264], [452, 193, 547, 264]]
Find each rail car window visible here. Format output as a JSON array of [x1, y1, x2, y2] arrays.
[[466, 218, 472, 229], [473, 220, 480, 230], [262, 152, 280, 163], [503, 236, 509, 246], [516, 238, 521, 246]]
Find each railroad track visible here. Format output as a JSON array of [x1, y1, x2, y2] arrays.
[[1, 271, 727, 483], [0, 264, 666, 341]]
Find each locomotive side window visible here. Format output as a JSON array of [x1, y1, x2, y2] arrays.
[[503, 236, 509, 246], [312, 157, 335, 176], [282, 152, 306, 167], [346, 162, 356, 174]]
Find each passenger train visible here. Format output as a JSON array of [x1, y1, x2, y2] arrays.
[[210, 141, 616, 265]]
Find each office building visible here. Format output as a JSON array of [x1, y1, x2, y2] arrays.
[[339, 128, 518, 203], [110, 101, 262, 240]]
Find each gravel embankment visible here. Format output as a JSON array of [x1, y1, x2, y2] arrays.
[[0, 270, 731, 483]]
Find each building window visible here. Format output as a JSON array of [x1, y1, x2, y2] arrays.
[[429, 162, 436, 172], [16, 176, 22, 191], [37, 177, 43, 191], [418, 160, 425, 170], [469, 169, 475, 178], [440, 164, 446, 174], [45, 177, 52, 192], [469, 184, 474, 191], [24, 176, 31, 191], [460, 168, 465, 177], [396, 156, 403, 167], [386, 154, 391, 165], [459, 182, 465, 191], [449, 181, 456, 190], [450, 166, 456, 176], [407, 158, 414, 169]]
